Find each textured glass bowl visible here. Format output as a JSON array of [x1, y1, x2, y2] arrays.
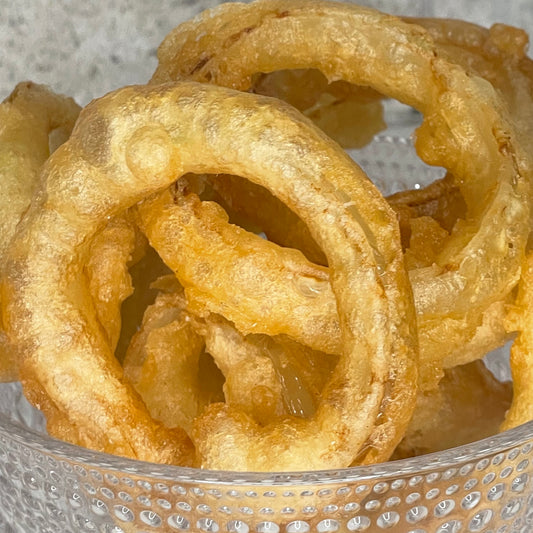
[[0, 135, 532, 533]]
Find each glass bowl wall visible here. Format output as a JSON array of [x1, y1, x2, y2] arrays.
[[0, 386, 532, 533]]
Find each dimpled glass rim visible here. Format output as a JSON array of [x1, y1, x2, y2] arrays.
[[1, 407, 531, 485]]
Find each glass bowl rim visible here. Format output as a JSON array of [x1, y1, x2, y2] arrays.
[[2, 407, 532, 486]]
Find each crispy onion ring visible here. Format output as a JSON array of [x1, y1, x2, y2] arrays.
[[0, 82, 80, 383], [123, 284, 213, 435], [136, 186, 340, 354], [136, 183, 416, 464], [2, 81, 415, 470], [0, 82, 80, 256], [152, 0, 531, 390], [502, 252, 533, 431]]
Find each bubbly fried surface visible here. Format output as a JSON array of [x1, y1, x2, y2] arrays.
[[123, 287, 223, 434], [137, 186, 340, 354]]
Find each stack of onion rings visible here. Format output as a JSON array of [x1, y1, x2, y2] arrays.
[[2, 81, 416, 470], [1, 0, 531, 472]]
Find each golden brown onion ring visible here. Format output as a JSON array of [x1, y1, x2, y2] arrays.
[[501, 252, 533, 430], [0, 82, 80, 383], [2, 81, 415, 470], [136, 186, 340, 354], [153, 0, 531, 391], [0, 82, 80, 256], [394, 360, 512, 459]]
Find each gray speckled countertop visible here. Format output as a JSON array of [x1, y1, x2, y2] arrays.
[[2, 0, 533, 105], [0, 0, 223, 104]]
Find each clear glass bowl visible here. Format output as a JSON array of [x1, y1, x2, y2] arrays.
[[0, 136, 531, 533]]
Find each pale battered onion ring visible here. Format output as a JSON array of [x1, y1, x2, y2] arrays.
[[502, 252, 533, 431], [2, 81, 416, 470], [137, 184, 417, 464], [0, 82, 80, 383], [123, 285, 211, 435], [152, 0, 532, 390], [136, 186, 340, 354]]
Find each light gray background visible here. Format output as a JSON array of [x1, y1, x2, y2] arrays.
[[1, 1, 533, 104]]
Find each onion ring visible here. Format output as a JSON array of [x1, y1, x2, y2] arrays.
[[152, 0, 531, 391], [136, 185, 340, 354], [123, 284, 215, 434], [501, 252, 533, 431], [2, 81, 415, 470], [0, 82, 80, 383]]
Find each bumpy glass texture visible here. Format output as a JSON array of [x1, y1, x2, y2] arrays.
[[0, 135, 531, 533]]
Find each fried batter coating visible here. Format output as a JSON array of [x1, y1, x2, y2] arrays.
[[502, 252, 533, 430], [136, 186, 340, 354], [123, 285, 223, 434]]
